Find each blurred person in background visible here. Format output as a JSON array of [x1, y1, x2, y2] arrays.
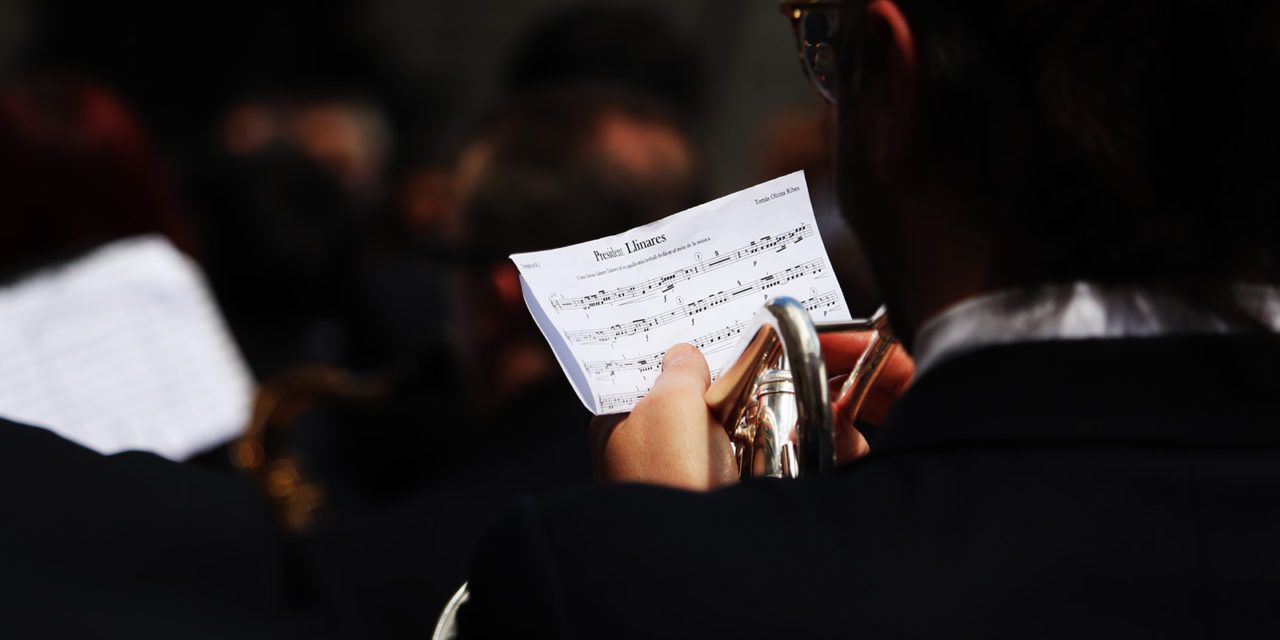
[[304, 2, 713, 504], [190, 90, 394, 378], [501, 3, 707, 125], [357, 160, 459, 368], [295, 85, 703, 637], [358, 0, 713, 377], [0, 75, 305, 637], [450, 85, 701, 412], [277, 7, 710, 506], [0, 76, 192, 278], [0, 72, 704, 640], [220, 96, 391, 205]]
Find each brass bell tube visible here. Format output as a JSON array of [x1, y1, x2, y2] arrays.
[[705, 297, 896, 478]]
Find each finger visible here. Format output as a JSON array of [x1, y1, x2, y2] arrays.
[[635, 343, 712, 440], [856, 344, 917, 426], [649, 343, 711, 395], [844, 343, 916, 427], [834, 412, 872, 463], [819, 331, 875, 374], [598, 343, 733, 489], [829, 341, 917, 463], [627, 344, 708, 424]]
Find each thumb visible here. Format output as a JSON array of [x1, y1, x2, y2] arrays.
[[651, 343, 711, 394]]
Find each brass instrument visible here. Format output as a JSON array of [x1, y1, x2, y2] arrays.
[[232, 366, 388, 531], [707, 296, 895, 478], [430, 297, 897, 638]]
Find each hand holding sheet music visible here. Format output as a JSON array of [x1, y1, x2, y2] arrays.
[[514, 171, 852, 415]]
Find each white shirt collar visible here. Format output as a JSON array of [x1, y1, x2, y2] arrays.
[[911, 282, 1280, 374]]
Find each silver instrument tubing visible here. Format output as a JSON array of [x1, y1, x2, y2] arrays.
[[707, 297, 894, 479]]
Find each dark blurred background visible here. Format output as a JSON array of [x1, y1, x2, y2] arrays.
[[1, 0, 878, 376], [3, 0, 828, 204]]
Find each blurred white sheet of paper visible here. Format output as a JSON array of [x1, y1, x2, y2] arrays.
[[0, 235, 254, 460], [514, 171, 852, 415]]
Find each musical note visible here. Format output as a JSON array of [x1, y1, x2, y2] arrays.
[[598, 390, 649, 413], [803, 290, 843, 314], [564, 259, 827, 345], [513, 171, 853, 415], [551, 225, 815, 311], [583, 322, 749, 376]]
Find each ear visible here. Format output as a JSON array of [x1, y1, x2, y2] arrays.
[[866, 0, 916, 71], [846, 0, 920, 163], [490, 261, 524, 308]]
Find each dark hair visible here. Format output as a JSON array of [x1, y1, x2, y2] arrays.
[[0, 77, 191, 278], [502, 4, 706, 121], [460, 86, 701, 261], [843, 0, 1280, 288]]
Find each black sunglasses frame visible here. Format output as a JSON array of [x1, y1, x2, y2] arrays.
[[780, 0, 849, 105]]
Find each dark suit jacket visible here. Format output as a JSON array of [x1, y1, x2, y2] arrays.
[[460, 336, 1280, 638], [0, 378, 592, 639], [300, 378, 593, 637], [0, 418, 311, 638]]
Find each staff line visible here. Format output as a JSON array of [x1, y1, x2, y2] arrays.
[[551, 224, 813, 311], [564, 259, 827, 345]]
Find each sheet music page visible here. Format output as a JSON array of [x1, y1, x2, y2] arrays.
[[0, 235, 254, 459], [514, 171, 852, 415]]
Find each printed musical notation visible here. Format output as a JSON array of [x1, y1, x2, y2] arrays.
[[581, 287, 844, 379], [513, 171, 852, 415], [598, 391, 648, 414], [596, 369, 728, 413], [584, 321, 749, 376], [804, 289, 844, 316], [0, 236, 254, 460], [564, 259, 827, 345], [551, 224, 814, 311]]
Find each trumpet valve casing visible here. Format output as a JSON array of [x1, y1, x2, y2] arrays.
[[732, 369, 800, 478]]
